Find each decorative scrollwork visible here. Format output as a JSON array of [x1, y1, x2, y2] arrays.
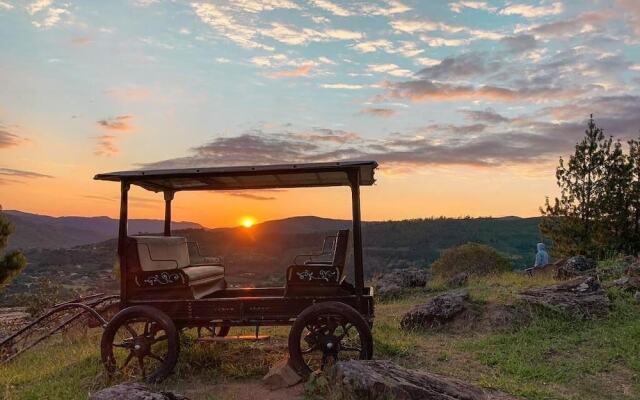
[[296, 269, 337, 282], [140, 271, 182, 287]]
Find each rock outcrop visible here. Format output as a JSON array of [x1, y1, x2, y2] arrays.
[[610, 276, 640, 292], [519, 276, 609, 319], [90, 383, 188, 400], [555, 256, 596, 279], [374, 267, 429, 299], [400, 289, 469, 330], [327, 360, 520, 400]]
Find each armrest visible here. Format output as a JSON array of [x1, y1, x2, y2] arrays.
[[187, 241, 224, 265], [304, 261, 333, 265], [293, 235, 337, 265], [294, 253, 330, 265]]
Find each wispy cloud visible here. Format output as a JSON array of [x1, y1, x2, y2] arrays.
[[0, 128, 24, 149], [27, 0, 69, 28], [367, 63, 412, 77], [450, 1, 497, 13], [97, 115, 134, 132], [360, 107, 397, 118], [309, 0, 351, 17], [225, 191, 278, 200], [499, 2, 564, 18], [0, 167, 53, 184], [321, 83, 364, 89], [94, 115, 135, 156], [269, 64, 313, 78]]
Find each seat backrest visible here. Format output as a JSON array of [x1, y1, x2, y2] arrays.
[[332, 229, 351, 276], [134, 236, 190, 271]]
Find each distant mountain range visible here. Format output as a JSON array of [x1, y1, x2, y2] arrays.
[[0, 211, 545, 303], [3, 210, 202, 250]]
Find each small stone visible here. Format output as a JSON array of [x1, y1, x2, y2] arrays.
[[263, 358, 302, 390], [634, 291, 640, 303]]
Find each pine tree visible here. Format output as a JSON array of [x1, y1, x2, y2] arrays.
[[541, 115, 610, 258], [0, 206, 27, 289], [600, 139, 633, 254], [628, 138, 640, 252]]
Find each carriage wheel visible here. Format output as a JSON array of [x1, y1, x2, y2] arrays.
[[288, 302, 373, 377], [101, 305, 179, 383]]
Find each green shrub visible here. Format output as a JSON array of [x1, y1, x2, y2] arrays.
[[431, 243, 511, 280]]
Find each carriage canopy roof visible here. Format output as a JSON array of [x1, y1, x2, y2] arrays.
[[94, 161, 378, 192]]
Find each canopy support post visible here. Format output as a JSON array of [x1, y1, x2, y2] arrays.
[[164, 191, 174, 236], [118, 181, 130, 256], [348, 169, 364, 297], [118, 181, 130, 302]]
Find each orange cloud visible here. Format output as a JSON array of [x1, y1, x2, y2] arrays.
[[97, 115, 134, 131], [269, 64, 313, 78], [94, 115, 135, 156]]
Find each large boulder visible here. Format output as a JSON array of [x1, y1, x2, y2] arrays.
[[400, 289, 469, 330], [555, 256, 596, 279], [519, 276, 609, 319], [327, 360, 520, 400], [90, 383, 188, 400], [374, 267, 429, 299]]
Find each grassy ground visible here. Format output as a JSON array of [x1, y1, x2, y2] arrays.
[[1, 272, 639, 399]]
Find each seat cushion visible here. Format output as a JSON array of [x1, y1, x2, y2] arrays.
[[182, 265, 225, 282], [134, 236, 190, 271]]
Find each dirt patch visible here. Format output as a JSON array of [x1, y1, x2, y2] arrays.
[[177, 379, 304, 400]]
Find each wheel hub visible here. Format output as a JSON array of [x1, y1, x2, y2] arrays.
[[132, 337, 151, 357], [319, 334, 340, 355]]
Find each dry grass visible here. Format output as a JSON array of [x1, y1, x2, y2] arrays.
[[1, 272, 639, 400]]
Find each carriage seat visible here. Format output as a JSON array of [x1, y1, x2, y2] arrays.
[[134, 236, 225, 298]]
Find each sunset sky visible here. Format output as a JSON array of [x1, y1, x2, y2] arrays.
[[1, 0, 640, 227]]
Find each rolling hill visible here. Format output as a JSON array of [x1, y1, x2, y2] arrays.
[[3, 210, 202, 250]]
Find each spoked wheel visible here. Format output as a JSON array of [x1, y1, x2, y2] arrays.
[[101, 305, 179, 383], [288, 302, 373, 377]]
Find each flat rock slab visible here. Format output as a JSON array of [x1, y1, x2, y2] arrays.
[[401, 289, 469, 330], [90, 383, 188, 400], [263, 358, 302, 390], [519, 276, 609, 319], [374, 267, 429, 299], [328, 360, 520, 400]]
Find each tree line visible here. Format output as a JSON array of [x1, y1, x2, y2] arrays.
[[541, 115, 640, 259]]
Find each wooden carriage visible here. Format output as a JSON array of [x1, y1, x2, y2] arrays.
[[93, 161, 377, 382]]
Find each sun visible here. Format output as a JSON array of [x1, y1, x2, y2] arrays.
[[240, 216, 256, 228]]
